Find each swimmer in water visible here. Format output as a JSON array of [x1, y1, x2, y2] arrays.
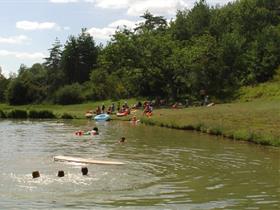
[[119, 137, 126, 143], [92, 127, 99, 135]]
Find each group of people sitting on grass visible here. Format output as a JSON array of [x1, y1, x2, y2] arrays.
[[95, 103, 116, 115], [91, 95, 212, 118], [118, 101, 131, 115], [94, 101, 133, 116], [143, 101, 153, 117], [92, 98, 217, 118]]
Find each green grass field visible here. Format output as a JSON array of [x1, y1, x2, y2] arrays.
[[136, 100, 280, 146]]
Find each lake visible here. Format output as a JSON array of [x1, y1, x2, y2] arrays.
[[0, 120, 279, 209]]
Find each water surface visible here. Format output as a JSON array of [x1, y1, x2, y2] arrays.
[[0, 120, 279, 209]]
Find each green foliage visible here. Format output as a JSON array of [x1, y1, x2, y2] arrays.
[[6, 79, 29, 105], [7, 109, 28, 118], [135, 11, 168, 33], [0, 110, 6, 118], [54, 83, 85, 105], [44, 38, 65, 98], [272, 67, 280, 81], [0, 69, 9, 102], [61, 29, 99, 84], [86, 69, 128, 101], [6, 64, 47, 105], [44, 38, 62, 71], [171, 0, 210, 41], [89, 0, 279, 101], [29, 110, 56, 119], [61, 113, 74, 119], [236, 81, 280, 101]]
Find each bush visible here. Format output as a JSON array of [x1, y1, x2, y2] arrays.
[[0, 110, 6, 118], [6, 80, 29, 105], [29, 110, 56, 119], [0, 77, 9, 103], [61, 113, 74, 119], [54, 83, 85, 105], [7, 109, 28, 118]]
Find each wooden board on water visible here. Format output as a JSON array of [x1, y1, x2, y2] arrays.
[[54, 155, 125, 165]]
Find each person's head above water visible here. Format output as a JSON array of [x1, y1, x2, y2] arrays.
[[92, 127, 99, 135], [119, 137, 126, 143], [81, 167, 88, 176]]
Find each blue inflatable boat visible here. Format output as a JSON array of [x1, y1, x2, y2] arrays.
[[93, 114, 110, 121]]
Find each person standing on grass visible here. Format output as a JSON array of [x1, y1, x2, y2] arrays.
[[204, 95, 209, 106], [101, 104, 105, 113], [112, 103, 115, 112], [96, 106, 101, 115]]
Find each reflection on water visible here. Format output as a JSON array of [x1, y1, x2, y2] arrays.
[[0, 120, 279, 209]]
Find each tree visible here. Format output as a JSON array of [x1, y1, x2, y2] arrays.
[[171, 9, 191, 41], [44, 38, 62, 70], [6, 79, 28, 105], [6, 64, 47, 105], [44, 38, 65, 97], [54, 83, 84, 105], [135, 11, 167, 33], [61, 29, 99, 84], [77, 28, 99, 83], [243, 25, 280, 84], [0, 67, 10, 102], [171, 0, 211, 41]]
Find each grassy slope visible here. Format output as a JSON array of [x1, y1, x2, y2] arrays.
[[237, 69, 280, 102], [237, 82, 280, 102], [134, 78, 280, 146], [136, 78, 280, 146], [105, 78, 279, 146], [136, 100, 280, 146]]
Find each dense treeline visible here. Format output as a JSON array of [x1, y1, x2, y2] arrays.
[[0, 0, 279, 105]]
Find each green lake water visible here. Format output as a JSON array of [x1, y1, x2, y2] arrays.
[[0, 120, 279, 209]]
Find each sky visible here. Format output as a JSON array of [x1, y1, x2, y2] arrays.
[[0, 0, 233, 77]]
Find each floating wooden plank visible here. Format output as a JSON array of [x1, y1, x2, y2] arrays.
[[54, 155, 125, 165]]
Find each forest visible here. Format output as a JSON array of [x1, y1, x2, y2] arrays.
[[0, 0, 279, 105]]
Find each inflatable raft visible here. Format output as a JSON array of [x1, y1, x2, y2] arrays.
[[116, 112, 128, 117], [93, 113, 110, 121]]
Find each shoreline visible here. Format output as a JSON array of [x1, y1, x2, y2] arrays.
[[1, 99, 279, 147], [113, 101, 280, 147], [110, 114, 279, 147], [138, 117, 279, 147]]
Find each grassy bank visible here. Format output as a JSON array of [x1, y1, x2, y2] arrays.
[[237, 82, 280, 102], [133, 100, 280, 147], [0, 99, 138, 119], [1, 99, 279, 147], [236, 70, 280, 102]]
